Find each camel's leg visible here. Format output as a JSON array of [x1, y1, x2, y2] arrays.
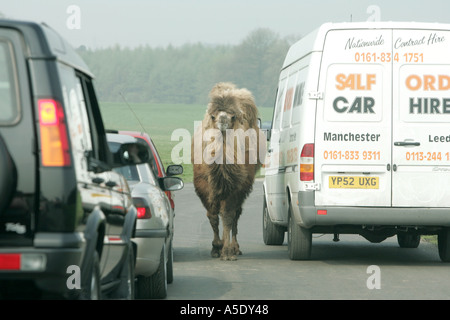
[[220, 210, 237, 261], [230, 207, 242, 256], [207, 211, 222, 258]]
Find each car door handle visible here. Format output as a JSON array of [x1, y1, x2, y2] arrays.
[[394, 141, 420, 147]]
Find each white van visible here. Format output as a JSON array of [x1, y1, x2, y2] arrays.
[[263, 22, 450, 261]]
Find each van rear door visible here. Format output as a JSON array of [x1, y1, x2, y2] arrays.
[[392, 29, 450, 207], [314, 29, 393, 207], [315, 26, 450, 208]]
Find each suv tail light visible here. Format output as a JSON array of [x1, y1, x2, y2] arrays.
[[133, 197, 152, 219], [0, 253, 20, 270], [0, 253, 46, 271], [38, 99, 71, 167], [300, 143, 314, 181]]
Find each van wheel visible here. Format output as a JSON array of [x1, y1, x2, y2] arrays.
[[397, 234, 420, 248], [438, 228, 450, 262], [262, 196, 285, 245], [136, 245, 167, 299], [287, 203, 311, 260]]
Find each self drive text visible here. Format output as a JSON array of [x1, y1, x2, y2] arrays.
[[334, 73, 377, 114], [406, 74, 450, 114]]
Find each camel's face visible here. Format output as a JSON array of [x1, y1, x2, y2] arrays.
[[210, 110, 237, 132]]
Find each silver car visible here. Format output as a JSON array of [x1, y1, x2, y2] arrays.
[[107, 133, 183, 299]]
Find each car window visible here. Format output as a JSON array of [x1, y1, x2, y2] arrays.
[[0, 40, 19, 125], [76, 74, 110, 164], [74, 76, 93, 151], [113, 163, 158, 185], [59, 64, 94, 157], [59, 63, 93, 180], [138, 163, 158, 185], [59, 63, 110, 180], [135, 137, 160, 177], [114, 165, 140, 181], [272, 77, 287, 131]]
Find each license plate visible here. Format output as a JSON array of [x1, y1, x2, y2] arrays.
[[329, 176, 379, 189]]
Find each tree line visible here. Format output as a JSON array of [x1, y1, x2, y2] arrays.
[[77, 28, 297, 108]]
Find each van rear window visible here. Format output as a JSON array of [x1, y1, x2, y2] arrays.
[[0, 41, 19, 125]]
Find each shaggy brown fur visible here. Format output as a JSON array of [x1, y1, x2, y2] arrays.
[[192, 82, 265, 260]]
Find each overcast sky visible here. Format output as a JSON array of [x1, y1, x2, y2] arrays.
[[2, 0, 450, 49]]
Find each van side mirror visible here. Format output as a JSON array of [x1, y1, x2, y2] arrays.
[[260, 120, 272, 141], [265, 129, 271, 141]]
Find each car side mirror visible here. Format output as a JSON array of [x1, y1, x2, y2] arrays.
[[160, 176, 184, 192], [166, 164, 183, 176]]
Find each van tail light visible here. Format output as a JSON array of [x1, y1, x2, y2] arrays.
[[133, 197, 152, 219], [38, 99, 71, 167], [300, 143, 314, 181]]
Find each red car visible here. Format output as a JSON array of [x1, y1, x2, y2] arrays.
[[119, 131, 181, 210], [108, 130, 183, 299]]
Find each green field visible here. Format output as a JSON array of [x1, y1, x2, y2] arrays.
[[99, 102, 273, 182]]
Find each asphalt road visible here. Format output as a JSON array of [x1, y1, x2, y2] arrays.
[[168, 179, 450, 300]]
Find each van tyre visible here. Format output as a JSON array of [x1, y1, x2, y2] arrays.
[[262, 196, 285, 245], [438, 228, 450, 262], [287, 203, 312, 260], [136, 244, 167, 299], [397, 234, 420, 248]]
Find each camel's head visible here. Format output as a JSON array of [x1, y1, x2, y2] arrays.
[[210, 110, 236, 132], [207, 93, 243, 133]]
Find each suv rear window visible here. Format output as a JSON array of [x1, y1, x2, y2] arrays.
[[0, 40, 19, 125]]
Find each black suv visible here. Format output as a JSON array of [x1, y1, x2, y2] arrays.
[[0, 19, 148, 299]]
